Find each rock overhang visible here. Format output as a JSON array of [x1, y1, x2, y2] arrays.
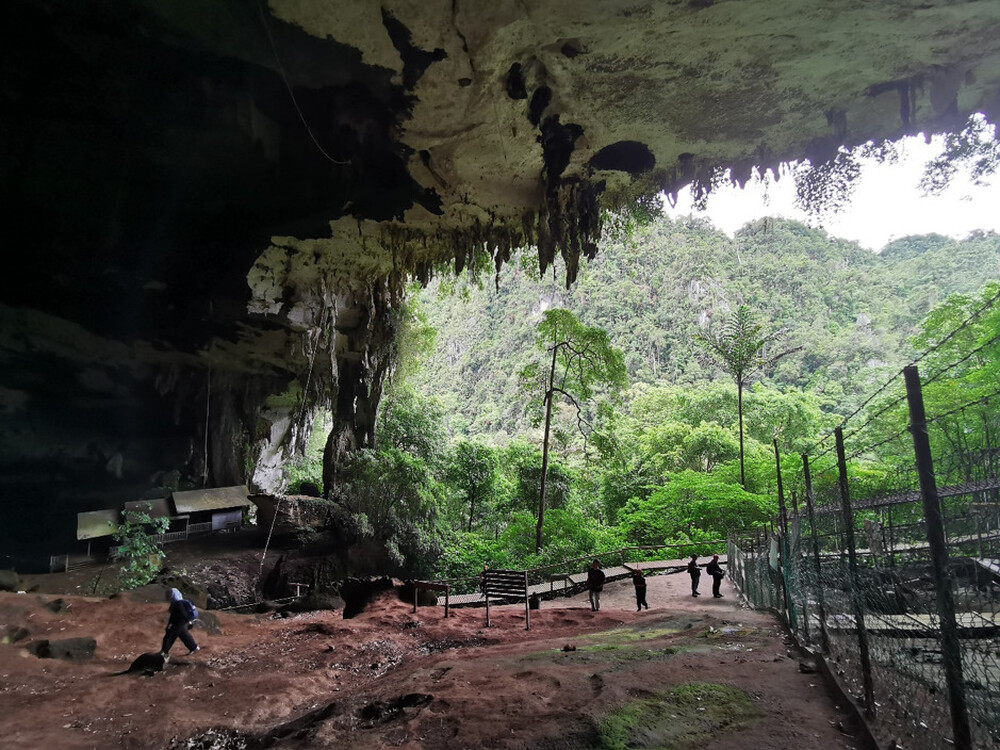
[[255, 0, 1000, 287], [8, 0, 1000, 308]]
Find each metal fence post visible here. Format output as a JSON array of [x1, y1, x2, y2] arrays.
[[903, 365, 972, 750], [791, 488, 810, 643], [886, 505, 896, 568], [774, 439, 795, 630], [835, 426, 876, 719], [792, 490, 810, 643], [802, 454, 830, 653]]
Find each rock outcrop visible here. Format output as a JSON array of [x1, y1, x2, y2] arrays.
[[28, 637, 97, 662]]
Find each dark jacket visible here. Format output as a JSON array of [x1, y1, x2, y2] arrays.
[[587, 567, 606, 591], [687, 559, 701, 577], [167, 599, 192, 628], [631, 572, 647, 590], [706, 559, 724, 578]]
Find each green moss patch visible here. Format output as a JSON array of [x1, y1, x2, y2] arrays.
[[574, 624, 682, 645], [697, 625, 758, 640], [598, 682, 759, 750], [519, 642, 683, 670], [576, 644, 680, 661]]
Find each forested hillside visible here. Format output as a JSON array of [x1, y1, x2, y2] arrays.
[[281, 217, 1000, 581], [410, 217, 1000, 438]]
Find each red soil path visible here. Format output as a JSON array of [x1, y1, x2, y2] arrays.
[[0, 571, 863, 749]]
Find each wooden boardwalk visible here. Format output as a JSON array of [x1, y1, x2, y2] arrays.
[[440, 556, 726, 607]]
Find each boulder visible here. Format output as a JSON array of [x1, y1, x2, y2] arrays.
[[281, 592, 345, 614], [1, 626, 30, 644], [30, 637, 97, 661], [0, 569, 21, 592], [299, 481, 322, 498], [194, 610, 222, 636], [116, 583, 171, 604], [156, 574, 209, 609]]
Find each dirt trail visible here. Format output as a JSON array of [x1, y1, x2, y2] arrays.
[[0, 571, 863, 749]]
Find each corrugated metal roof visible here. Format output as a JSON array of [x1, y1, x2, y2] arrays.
[[124, 498, 172, 519], [171, 485, 251, 514], [77, 509, 120, 540]]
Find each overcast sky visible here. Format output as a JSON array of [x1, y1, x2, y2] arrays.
[[663, 125, 1000, 252]]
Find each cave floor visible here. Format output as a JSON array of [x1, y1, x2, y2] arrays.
[[0, 572, 863, 749]]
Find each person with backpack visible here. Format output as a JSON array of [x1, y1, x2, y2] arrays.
[[586, 559, 606, 612], [706, 554, 726, 598], [160, 587, 200, 657], [687, 554, 701, 597], [631, 569, 649, 611]]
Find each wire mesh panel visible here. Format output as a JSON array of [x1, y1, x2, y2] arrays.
[[730, 336, 1000, 749]]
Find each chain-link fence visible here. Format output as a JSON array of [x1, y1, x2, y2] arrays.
[[731, 287, 1000, 750]]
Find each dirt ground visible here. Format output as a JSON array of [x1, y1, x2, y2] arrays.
[[0, 571, 865, 749]]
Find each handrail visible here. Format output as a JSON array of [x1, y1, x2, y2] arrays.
[[426, 540, 727, 592]]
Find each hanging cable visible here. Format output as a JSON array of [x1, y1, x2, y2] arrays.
[[258, 496, 284, 587], [256, 0, 351, 166]]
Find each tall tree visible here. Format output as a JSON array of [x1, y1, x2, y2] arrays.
[[696, 305, 797, 487], [520, 309, 627, 551], [446, 441, 498, 533]]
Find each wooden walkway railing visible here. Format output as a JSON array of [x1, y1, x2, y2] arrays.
[[413, 542, 727, 611], [412, 581, 450, 618], [483, 569, 530, 629]]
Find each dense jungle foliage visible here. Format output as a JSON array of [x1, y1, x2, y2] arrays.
[[289, 217, 1000, 579]]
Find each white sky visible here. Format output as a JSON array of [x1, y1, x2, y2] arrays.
[[663, 126, 1000, 252]]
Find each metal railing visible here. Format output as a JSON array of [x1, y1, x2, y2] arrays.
[[734, 364, 1000, 750], [431, 540, 726, 596]]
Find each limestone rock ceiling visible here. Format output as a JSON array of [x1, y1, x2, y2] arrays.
[[5, 0, 1000, 341], [264, 0, 1000, 283]]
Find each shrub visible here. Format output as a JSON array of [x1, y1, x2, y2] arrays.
[[111, 503, 170, 589]]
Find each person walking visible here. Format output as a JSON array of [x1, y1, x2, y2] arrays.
[[706, 554, 725, 598], [631, 569, 648, 611], [160, 587, 200, 657], [587, 559, 606, 611], [687, 554, 701, 597]]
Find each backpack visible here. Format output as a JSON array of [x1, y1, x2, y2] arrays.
[[181, 599, 198, 621]]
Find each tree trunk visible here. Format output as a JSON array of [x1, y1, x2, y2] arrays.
[[737, 380, 746, 488], [322, 283, 399, 495], [536, 345, 558, 552]]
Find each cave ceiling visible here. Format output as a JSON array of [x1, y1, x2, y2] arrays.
[[2, 0, 1000, 547], [5, 0, 1000, 354]]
